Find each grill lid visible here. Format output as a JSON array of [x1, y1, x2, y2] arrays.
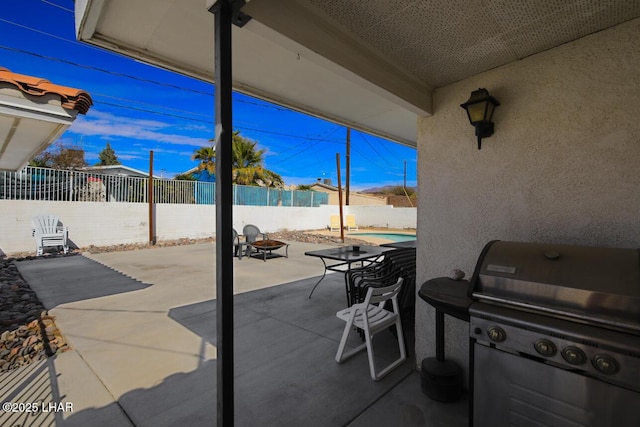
[[470, 241, 640, 331]]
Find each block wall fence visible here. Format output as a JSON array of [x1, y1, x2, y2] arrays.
[[0, 200, 416, 255]]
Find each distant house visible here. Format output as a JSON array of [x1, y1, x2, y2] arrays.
[[179, 167, 215, 182], [80, 165, 148, 178], [77, 165, 148, 202], [309, 180, 386, 206]]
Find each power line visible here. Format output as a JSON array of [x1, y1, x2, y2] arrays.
[[95, 100, 212, 124], [364, 129, 401, 157], [93, 93, 213, 119], [0, 18, 314, 114], [351, 144, 403, 177], [358, 132, 395, 167], [0, 17, 74, 44], [269, 126, 344, 165], [0, 44, 215, 96], [40, 0, 73, 13], [89, 99, 346, 146]]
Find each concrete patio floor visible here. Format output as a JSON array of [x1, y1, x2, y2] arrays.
[[2, 241, 468, 426]]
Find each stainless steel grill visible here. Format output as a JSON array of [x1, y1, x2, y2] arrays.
[[468, 241, 640, 427]]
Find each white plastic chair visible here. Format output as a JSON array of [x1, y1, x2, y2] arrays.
[[335, 277, 406, 381], [31, 214, 68, 256]]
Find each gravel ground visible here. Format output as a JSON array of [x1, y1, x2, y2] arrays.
[[6, 229, 370, 259], [0, 258, 69, 373], [269, 230, 371, 245]]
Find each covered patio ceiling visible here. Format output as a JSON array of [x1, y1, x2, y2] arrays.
[[75, 0, 640, 148]]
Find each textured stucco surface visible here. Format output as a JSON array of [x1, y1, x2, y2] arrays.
[[415, 18, 640, 386]]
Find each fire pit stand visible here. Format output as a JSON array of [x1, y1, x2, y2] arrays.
[[247, 240, 289, 262]]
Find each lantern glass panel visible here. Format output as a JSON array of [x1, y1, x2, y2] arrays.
[[485, 102, 495, 121], [467, 101, 487, 123]]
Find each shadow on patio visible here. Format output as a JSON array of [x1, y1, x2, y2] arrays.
[[16, 254, 151, 307], [7, 251, 467, 426], [162, 274, 466, 426], [60, 274, 467, 426]]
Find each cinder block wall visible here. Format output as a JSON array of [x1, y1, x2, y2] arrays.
[[0, 200, 416, 255]]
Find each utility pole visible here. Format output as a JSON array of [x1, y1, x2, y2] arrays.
[[345, 128, 351, 206], [403, 160, 407, 190], [336, 153, 345, 243]]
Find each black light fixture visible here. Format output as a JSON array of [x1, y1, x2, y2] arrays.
[[460, 88, 500, 150]]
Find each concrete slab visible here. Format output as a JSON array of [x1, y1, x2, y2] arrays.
[[16, 254, 218, 402], [0, 349, 132, 426], [82, 240, 339, 299], [349, 373, 468, 427], [9, 241, 468, 426]]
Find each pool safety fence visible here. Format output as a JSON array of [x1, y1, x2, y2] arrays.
[[0, 166, 328, 207]]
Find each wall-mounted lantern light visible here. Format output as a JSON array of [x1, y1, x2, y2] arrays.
[[460, 88, 500, 150]]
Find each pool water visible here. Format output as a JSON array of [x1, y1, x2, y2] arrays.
[[351, 232, 416, 242]]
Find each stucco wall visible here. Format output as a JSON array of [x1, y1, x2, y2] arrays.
[[415, 19, 640, 386], [346, 205, 416, 229], [0, 201, 416, 254]]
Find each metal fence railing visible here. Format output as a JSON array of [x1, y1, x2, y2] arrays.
[[0, 166, 328, 207]]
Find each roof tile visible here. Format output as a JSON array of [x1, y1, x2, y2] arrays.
[[0, 67, 93, 114]]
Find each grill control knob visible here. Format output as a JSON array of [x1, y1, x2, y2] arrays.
[[593, 354, 619, 375], [534, 339, 557, 357], [562, 346, 586, 365], [487, 326, 506, 343]]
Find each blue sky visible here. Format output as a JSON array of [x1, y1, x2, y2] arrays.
[[0, 0, 416, 190]]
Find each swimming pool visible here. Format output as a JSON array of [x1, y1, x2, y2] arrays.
[[351, 232, 416, 242]]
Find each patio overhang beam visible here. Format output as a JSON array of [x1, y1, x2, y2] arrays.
[[73, 0, 422, 148], [241, 0, 432, 115]]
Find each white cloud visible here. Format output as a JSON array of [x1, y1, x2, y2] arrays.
[[67, 110, 210, 147]]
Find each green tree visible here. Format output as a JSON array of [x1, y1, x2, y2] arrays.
[[96, 142, 121, 166], [389, 185, 415, 196], [30, 141, 87, 169], [28, 157, 48, 167], [192, 131, 284, 187], [173, 172, 197, 181]]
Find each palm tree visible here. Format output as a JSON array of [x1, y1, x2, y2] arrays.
[[192, 146, 216, 174], [191, 131, 283, 187], [231, 134, 284, 187]]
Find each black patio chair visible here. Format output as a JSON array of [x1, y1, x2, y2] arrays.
[[347, 247, 416, 331]]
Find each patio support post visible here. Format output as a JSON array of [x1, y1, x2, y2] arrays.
[[210, 1, 234, 425]]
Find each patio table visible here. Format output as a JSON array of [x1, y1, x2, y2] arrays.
[[305, 245, 389, 304]]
